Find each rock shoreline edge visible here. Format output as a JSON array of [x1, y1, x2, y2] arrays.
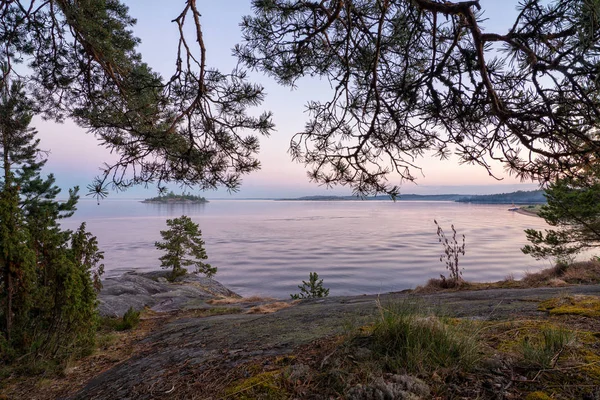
[[98, 271, 239, 318]]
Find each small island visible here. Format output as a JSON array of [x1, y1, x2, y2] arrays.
[[141, 191, 209, 204]]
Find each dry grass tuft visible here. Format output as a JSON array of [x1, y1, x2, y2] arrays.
[[415, 277, 467, 293], [417, 259, 600, 293], [524, 259, 600, 286], [207, 296, 276, 305], [246, 302, 295, 314], [546, 278, 568, 287]]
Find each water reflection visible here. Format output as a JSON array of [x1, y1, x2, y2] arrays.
[[63, 200, 558, 298], [143, 202, 207, 217]]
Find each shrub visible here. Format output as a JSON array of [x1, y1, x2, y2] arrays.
[[115, 307, 141, 331], [434, 220, 465, 284], [290, 272, 330, 299]]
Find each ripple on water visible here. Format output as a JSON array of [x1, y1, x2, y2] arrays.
[[64, 200, 552, 297]]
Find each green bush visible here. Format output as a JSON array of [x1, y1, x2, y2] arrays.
[[0, 84, 104, 368], [115, 307, 141, 331]]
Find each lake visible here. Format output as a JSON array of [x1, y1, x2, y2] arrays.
[[62, 199, 555, 299]]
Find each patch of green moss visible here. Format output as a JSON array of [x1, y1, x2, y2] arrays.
[[225, 370, 289, 400], [579, 351, 600, 383], [539, 295, 600, 317], [494, 320, 549, 353], [525, 391, 553, 400], [274, 355, 296, 365]]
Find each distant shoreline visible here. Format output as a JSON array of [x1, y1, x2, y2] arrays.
[[277, 190, 546, 205], [515, 208, 540, 217]]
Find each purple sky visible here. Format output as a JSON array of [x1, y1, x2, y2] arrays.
[[36, 1, 540, 199]]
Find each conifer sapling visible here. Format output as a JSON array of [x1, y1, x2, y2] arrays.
[[155, 215, 215, 281]]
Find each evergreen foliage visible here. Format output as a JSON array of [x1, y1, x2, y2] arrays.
[[0, 81, 104, 365], [290, 272, 330, 299], [0, 0, 274, 199], [523, 172, 600, 259], [237, 0, 600, 196], [115, 307, 141, 331], [155, 215, 215, 281], [0, 1, 598, 197]]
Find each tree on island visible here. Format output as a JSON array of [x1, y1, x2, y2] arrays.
[[0, 1, 598, 198], [0, 80, 104, 363], [155, 216, 216, 281], [144, 191, 208, 203], [523, 171, 600, 261]]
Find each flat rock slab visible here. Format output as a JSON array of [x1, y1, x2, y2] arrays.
[[71, 284, 600, 399], [98, 272, 239, 318]]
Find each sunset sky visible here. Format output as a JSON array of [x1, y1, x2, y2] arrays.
[[36, 1, 540, 199]]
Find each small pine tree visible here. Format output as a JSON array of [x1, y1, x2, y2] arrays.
[[155, 215, 216, 281], [290, 272, 330, 299]]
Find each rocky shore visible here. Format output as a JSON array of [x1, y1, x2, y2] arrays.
[[98, 271, 240, 317], [81, 274, 600, 399], [3, 271, 600, 399]]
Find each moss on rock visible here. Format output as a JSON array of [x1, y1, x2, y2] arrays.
[[525, 391, 553, 400], [539, 295, 600, 317], [225, 370, 288, 400]]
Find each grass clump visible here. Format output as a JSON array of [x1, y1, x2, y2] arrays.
[[417, 258, 600, 293], [519, 326, 575, 369], [525, 391, 553, 400], [369, 299, 480, 374], [247, 302, 294, 314]]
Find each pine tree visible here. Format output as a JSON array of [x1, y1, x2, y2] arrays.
[[0, 81, 104, 363], [522, 171, 600, 260], [1, 1, 599, 196], [0, 81, 38, 343], [155, 215, 215, 281]]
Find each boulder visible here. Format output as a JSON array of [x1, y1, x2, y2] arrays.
[[98, 271, 239, 317]]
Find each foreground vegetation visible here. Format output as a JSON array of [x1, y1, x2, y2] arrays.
[[419, 258, 600, 292], [0, 82, 104, 371], [2, 260, 600, 399], [218, 300, 599, 399]]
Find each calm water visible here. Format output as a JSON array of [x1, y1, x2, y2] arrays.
[[61, 199, 554, 298]]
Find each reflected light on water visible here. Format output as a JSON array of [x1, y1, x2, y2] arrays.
[[63, 199, 556, 298]]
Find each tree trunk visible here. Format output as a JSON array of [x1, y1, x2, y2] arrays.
[[6, 270, 12, 341], [2, 123, 10, 340]]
